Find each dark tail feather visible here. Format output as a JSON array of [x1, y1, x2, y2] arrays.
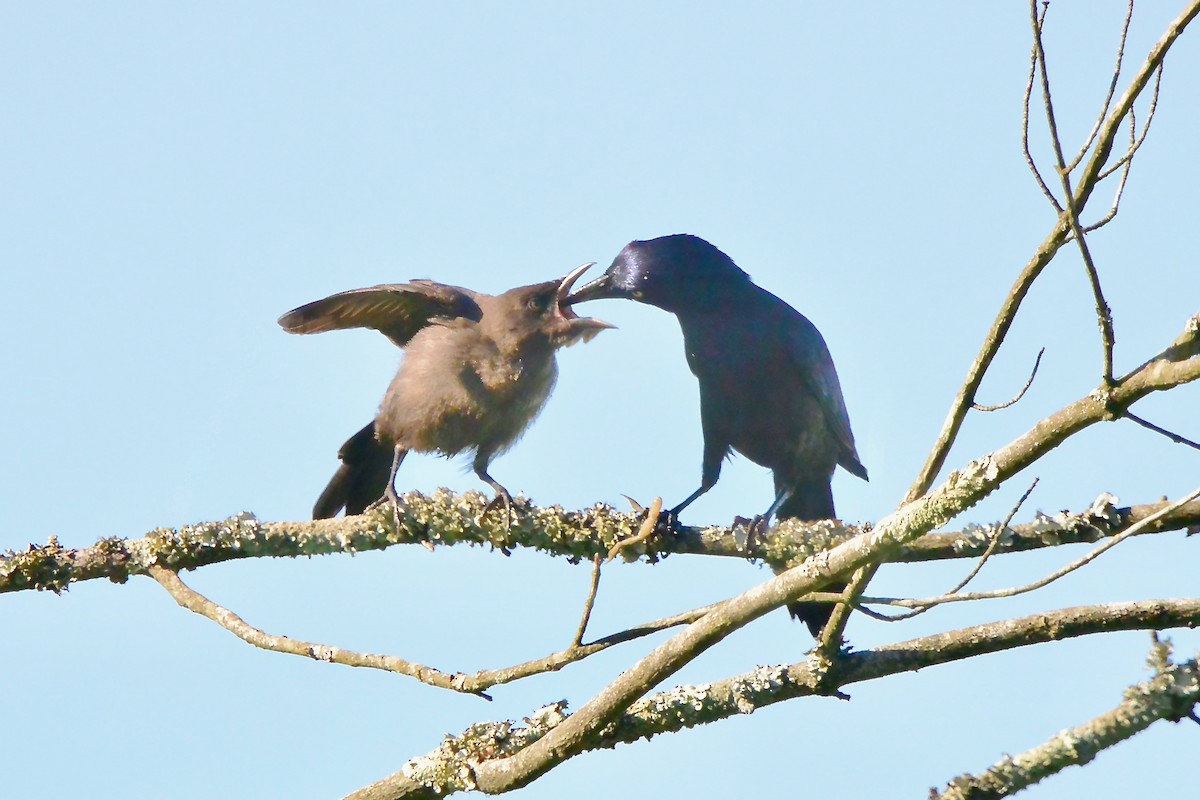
[[313, 421, 393, 519], [775, 477, 844, 639]]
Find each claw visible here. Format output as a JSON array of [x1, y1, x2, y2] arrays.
[[484, 487, 516, 532], [384, 486, 433, 551], [738, 514, 770, 553]]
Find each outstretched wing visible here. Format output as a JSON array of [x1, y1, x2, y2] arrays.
[[278, 280, 483, 348]]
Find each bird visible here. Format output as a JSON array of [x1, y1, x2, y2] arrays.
[[279, 263, 613, 527], [566, 234, 867, 637]]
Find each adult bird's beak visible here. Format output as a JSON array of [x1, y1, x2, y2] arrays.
[[553, 263, 615, 344], [563, 269, 625, 306]]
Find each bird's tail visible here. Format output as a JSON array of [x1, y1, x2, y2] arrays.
[[777, 478, 844, 639], [313, 421, 393, 519]]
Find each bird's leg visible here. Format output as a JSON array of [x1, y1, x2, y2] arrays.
[[385, 445, 431, 551], [474, 454, 515, 532], [742, 488, 789, 552], [666, 457, 721, 534]]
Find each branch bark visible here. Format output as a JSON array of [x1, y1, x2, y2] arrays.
[[933, 643, 1200, 799], [347, 600, 1200, 799], [6, 491, 1198, 597]]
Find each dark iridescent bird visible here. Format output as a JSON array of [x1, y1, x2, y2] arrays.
[[567, 234, 867, 637], [279, 264, 612, 525]]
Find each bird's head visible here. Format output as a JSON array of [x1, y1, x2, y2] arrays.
[[566, 234, 749, 313], [496, 262, 615, 349]]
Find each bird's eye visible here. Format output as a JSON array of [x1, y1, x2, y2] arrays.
[[527, 295, 547, 312]]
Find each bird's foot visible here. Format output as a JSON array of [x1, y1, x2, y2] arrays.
[[483, 487, 516, 532], [384, 487, 433, 552], [734, 514, 771, 553]]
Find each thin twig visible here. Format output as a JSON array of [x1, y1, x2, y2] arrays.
[[973, 348, 1045, 411], [607, 497, 662, 561], [1031, 0, 1117, 385], [1066, 205, 1116, 385], [1124, 410, 1200, 451], [952, 477, 1040, 594], [147, 565, 492, 700], [1083, 111, 1137, 233], [1097, 64, 1164, 182], [1066, 0, 1135, 173], [861, 488, 1200, 611], [149, 562, 721, 697], [571, 555, 603, 648], [906, 1, 1198, 506], [1023, 1, 1061, 210], [881, 479, 1041, 622]]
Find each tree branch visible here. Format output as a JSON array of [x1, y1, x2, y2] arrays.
[[907, 1, 1200, 502], [348, 600, 1200, 799], [148, 565, 492, 698], [864, 488, 1200, 611], [933, 641, 1199, 799]]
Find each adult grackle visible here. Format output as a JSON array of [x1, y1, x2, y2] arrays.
[[279, 264, 612, 526], [567, 234, 867, 637]]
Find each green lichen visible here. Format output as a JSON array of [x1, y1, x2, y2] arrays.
[[402, 701, 569, 791]]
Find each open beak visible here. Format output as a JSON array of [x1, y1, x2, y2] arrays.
[[554, 263, 615, 344], [563, 271, 623, 306]]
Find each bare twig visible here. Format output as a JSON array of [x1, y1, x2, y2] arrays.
[[1123, 410, 1200, 451], [880, 479, 1040, 622], [1080, 60, 1164, 235], [1030, 0, 1117, 384], [150, 561, 721, 697], [862, 488, 1200, 612], [1022, 1, 1061, 210], [607, 497, 662, 561], [972, 348, 1045, 411], [1082, 111, 1136, 233], [1096, 64, 1164, 182], [907, 2, 1200, 505], [147, 565, 493, 700], [1065, 0, 1135, 173], [949, 477, 1039, 594], [571, 555, 603, 648]]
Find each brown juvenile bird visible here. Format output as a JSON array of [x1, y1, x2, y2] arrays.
[[279, 264, 612, 524]]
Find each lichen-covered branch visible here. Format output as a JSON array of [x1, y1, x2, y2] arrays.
[[5, 491, 1198, 598], [863, 488, 1200, 612], [0, 494, 649, 594], [895, 496, 1200, 563], [932, 643, 1200, 800], [348, 599, 1200, 799], [424, 313, 1200, 794], [53, 287, 1200, 603]]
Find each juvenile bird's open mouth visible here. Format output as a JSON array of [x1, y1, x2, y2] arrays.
[[554, 262, 615, 344]]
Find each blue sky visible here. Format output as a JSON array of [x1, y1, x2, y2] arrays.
[[3, 2, 1198, 797]]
